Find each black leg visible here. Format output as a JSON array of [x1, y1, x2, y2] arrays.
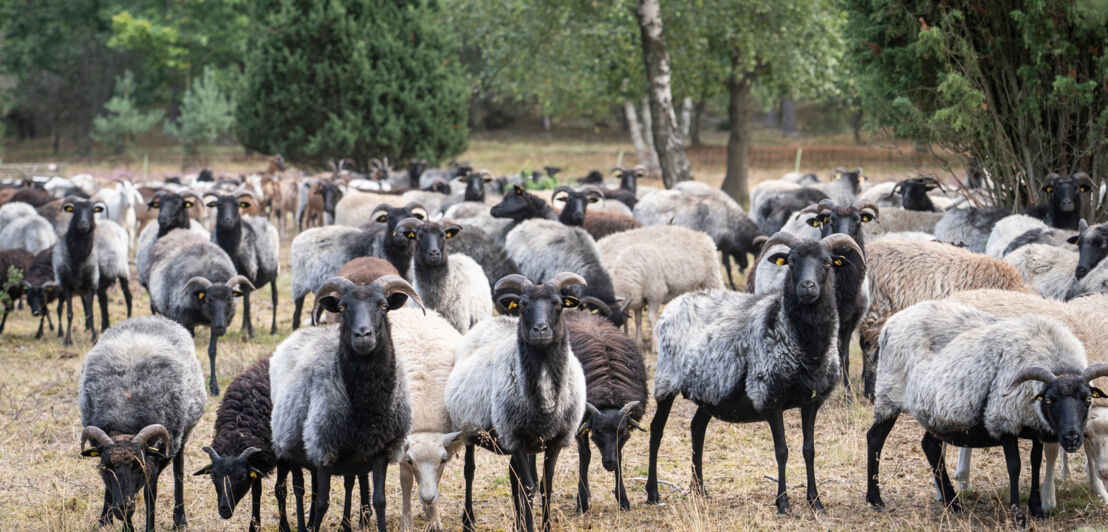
[[120, 277, 132, 317], [46, 302, 54, 330], [575, 435, 591, 513], [63, 293, 73, 345], [463, 444, 476, 532], [721, 253, 736, 290], [174, 443, 187, 528], [921, 432, 960, 512], [690, 406, 711, 497], [0, 307, 8, 334], [1001, 437, 1026, 528], [839, 328, 853, 397], [292, 466, 306, 532], [866, 416, 897, 509], [309, 466, 331, 532], [372, 458, 387, 532], [271, 280, 279, 335], [512, 450, 536, 532], [766, 409, 791, 514], [292, 294, 304, 330], [98, 488, 112, 525], [509, 454, 523, 529], [276, 462, 291, 532], [250, 477, 262, 532], [647, 394, 674, 504], [359, 471, 371, 528], [801, 402, 825, 510], [862, 341, 878, 401], [541, 445, 560, 532], [81, 290, 96, 342], [97, 288, 109, 331], [1029, 440, 1044, 519], [614, 441, 630, 511], [207, 332, 220, 396], [340, 475, 354, 532], [144, 480, 157, 532], [57, 293, 66, 339], [35, 313, 44, 339], [242, 291, 255, 339]]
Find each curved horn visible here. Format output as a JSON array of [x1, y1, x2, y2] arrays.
[[853, 199, 880, 220], [178, 190, 201, 202], [238, 447, 263, 461], [132, 424, 170, 448], [404, 201, 428, 220], [1005, 366, 1058, 396], [225, 275, 256, 292], [618, 401, 641, 417], [585, 403, 602, 418], [761, 232, 802, 253], [201, 446, 221, 461], [797, 203, 824, 215], [235, 189, 259, 204], [552, 185, 575, 200], [42, 280, 58, 289], [579, 296, 612, 316], [547, 272, 587, 291], [81, 426, 114, 450], [1073, 172, 1095, 190], [1081, 363, 1108, 383], [180, 276, 213, 295], [372, 274, 424, 313], [317, 276, 356, 301], [821, 234, 864, 260], [494, 274, 534, 296], [579, 185, 605, 199]]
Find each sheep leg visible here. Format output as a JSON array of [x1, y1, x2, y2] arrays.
[[540, 445, 560, 532], [242, 291, 255, 339], [46, 303, 54, 330], [1060, 448, 1070, 481], [509, 454, 523, 529], [614, 443, 630, 511], [81, 290, 96, 342], [292, 295, 305, 331], [98, 489, 112, 525], [766, 409, 791, 514], [119, 277, 132, 318], [97, 287, 109, 331], [634, 308, 644, 350], [173, 442, 187, 527], [1029, 440, 1044, 519], [308, 467, 331, 532], [142, 479, 155, 532], [1042, 443, 1058, 511], [359, 471, 371, 528], [721, 252, 736, 290], [646, 302, 660, 352], [250, 477, 262, 532], [865, 415, 896, 510], [1000, 437, 1027, 528], [511, 451, 537, 532], [921, 432, 961, 513], [1086, 437, 1108, 505], [57, 293, 66, 339], [207, 333, 220, 396], [270, 280, 279, 335], [340, 475, 355, 532], [574, 435, 591, 513], [371, 458, 388, 532], [400, 463, 415, 530], [838, 335, 852, 399], [689, 407, 711, 497], [62, 292, 72, 345], [35, 313, 44, 339], [801, 403, 825, 511], [275, 462, 291, 532], [862, 343, 878, 401], [646, 394, 675, 505], [0, 307, 8, 334], [462, 444, 476, 532], [292, 466, 307, 532], [954, 447, 972, 494]]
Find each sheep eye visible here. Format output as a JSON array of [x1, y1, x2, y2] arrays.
[[376, 215, 388, 223], [93, 206, 104, 213], [63, 205, 73, 212], [150, 201, 160, 209], [249, 471, 258, 479], [206, 201, 217, 208], [380, 303, 388, 311], [861, 214, 873, 223], [588, 198, 598, 203], [183, 201, 194, 208]]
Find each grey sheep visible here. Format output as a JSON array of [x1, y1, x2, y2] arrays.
[[204, 190, 280, 337], [932, 206, 1009, 252], [78, 316, 206, 532], [0, 204, 56, 254], [861, 206, 944, 237]]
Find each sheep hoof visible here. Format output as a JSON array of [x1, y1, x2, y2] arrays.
[[775, 495, 791, 515], [866, 492, 885, 511], [807, 497, 825, 512], [1009, 504, 1027, 529]]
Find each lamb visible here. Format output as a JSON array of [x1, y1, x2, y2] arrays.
[[78, 316, 206, 532], [270, 275, 419, 532], [1003, 220, 1108, 301], [858, 239, 1029, 398], [146, 229, 253, 395], [193, 357, 307, 532], [562, 310, 647, 513], [446, 273, 588, 532], [504, 218, 623, 327], [289, 201, 425, 329], [204, 190, 280, 337], [1024, 172, 1094, 230], [595, 225, 723, 348], [389, 307, 465, 532], [53, 198, 133, 345], [0, 208, 56, 254], [0, 248, 32, 334], [932, 206, 1010, 252], [23, 246, 57, 338], [861, 206, 944, 237], [394, 218, 492, 332], [864, 299, 1108, 527], [633, 188, 762, 289], [552, 185, 643, 240], [647, 233, 860, 513]]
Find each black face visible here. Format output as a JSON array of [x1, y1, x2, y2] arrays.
[[25, 283, 55, 316], [195, 455, 261, 519], [1042, 174, 1089, 214], [82, 441, 168, 521], [461, 173, 491, 202], [1034, 376, 1105, 452], [617, 168, 643, 193], [398, 220, 460, 268], [497, 284, 578, 347], [207, 195, 252, 230], [555, 191, 596, 226], [62, 199, 105, 234], [588, 408, 634, 472], [899, 180, 938, 211], [149, 192, 195, 235], [1070, 224, 1108, 280], [767, 242, 835, 304], [316, 183, 344, 215], [835, 169, 864, 194], [371, 205, 425, 246], [316, 285, 407, 355], [491, 186, 542, 221], [193, 284, 242, 337]]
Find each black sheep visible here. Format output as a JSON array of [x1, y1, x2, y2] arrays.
[[23, 245, 57, 338], [448, 226, 522, 293], [1024, 172, 1094, 230], [887, 176, 943, 211]]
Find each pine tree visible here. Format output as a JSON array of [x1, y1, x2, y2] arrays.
[[236, 0, 469, 170], [165, 66, 236, 155], [90, 70, 165, 154]]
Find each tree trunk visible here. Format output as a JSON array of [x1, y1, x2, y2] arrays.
[[780, 96, 797, 137], [640, 96, 655, 152], [678, 97, 693, 146], [690, 100, 705, 146], [623, 100, 658, 172], [634, 0, 692, 188], [721, 70, 753, 206], [851, 108, 864, 145]]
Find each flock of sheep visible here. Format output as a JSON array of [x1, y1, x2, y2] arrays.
[[1, 158, 1106, 531]]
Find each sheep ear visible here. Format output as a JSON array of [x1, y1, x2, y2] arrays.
[[1067, 235, 1080, 245], [496, 294, 521, 315], [316, 295, 341, 314], [766, 253, 788, 267], [443, 431, 466, 454], [193, 464, 212, 476], [386, 293, 408, 310], [562, 296, 580, 308]]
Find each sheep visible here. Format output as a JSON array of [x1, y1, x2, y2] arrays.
[[595, 225, 723, 349], [646, 233, 861, 513], [599, 167, 642, 208], [0, 248, 32, 334], [633, 188, 762, 289], [334, 190, 405, 227], [945, 289, 1108, 508], [552, 185, 642, 240], [864, 299, 1108, 527], [985, 214, 1054, 258], [672, 180, 744, 211], [443, 202, 516, 242], [78, 316, 206, 532], [270, 275, 420, 532], [750, 179, 805, 217], [1002, 226, 1076, 257], [312, 257, 400, 325], [861, 206, 944, 237], [8, 185, 56, 207], [389, 307, 464, 532], [503, 218, 623, 328], [858, 239, 1029, 399], [753, 189, 831, 235], [204, 190, 280, 337], [446, 273, 588, 532], [1024, 172, 1094, 230], [0, 201, 37, 227], [136, 190, 203, 288], [147, 229, 253, 396], [883, 176, 945, 211], [447, 226, 523, 293], [294, 178, 343, 231], [53, 198, 133, 345], [932, 207, 1010, 252], [745, 206, 824, 295], [289, 201, 426, 329], [1003, 223, 1108, 301], [491, 184, 558, 223], [856, 181, 902, 209], [23, 246, 57, 338], [867, 230, 938, 243], [0, 208, 56, 254], [92, 180, 143, 244], [562, 310, 648, 513], [193, 357, 307, 532], [394, 217, 492, 332]]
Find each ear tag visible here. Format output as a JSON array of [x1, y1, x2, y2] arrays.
[[88, 450, 100, 457], [406, 232, 416, 239], [197, 291, 205, 300], [774, 257, 786, 266], [249, 471, 259, 479], [184, 201, 194, 208], [507, 301, 518, 310]]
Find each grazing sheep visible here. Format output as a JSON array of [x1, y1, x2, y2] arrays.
[[647, 233, 861, 513], [204, 191, 280, 337], [78, 316, 206, 532], [147, 229, 253, 396], [23, 245, 57, 338], [596, 225, 723, 349], [446, 273, 588, 532], [933, 207, 1009, 252], [390, 307, 465, 532], [858, 239, 1029, 398], [0, 248, 32, 333], [861, 207, 944, 237], [0, 209, 56, 254], [865, 300, 1108, 526], [270, 275, 420, 532], [633, 189, 762, 289], [1024, 172, 1094, 230], [289, 202, 426, 329], [562, 310, 647, 513], [395, 218, 492, 332]]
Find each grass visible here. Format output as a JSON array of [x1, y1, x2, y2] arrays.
[[1, 133, 1105, 530]]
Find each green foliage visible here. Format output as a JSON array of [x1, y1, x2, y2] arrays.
[[845, 0, 1108, 213], [237, 0, 469, 170], [0, 265, 24, 309], [91, 70, 165, 153], [523, 174, 558, 190], [164, 67, 235, 154]]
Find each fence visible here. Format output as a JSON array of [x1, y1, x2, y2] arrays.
[[686, 144, 939, 170]]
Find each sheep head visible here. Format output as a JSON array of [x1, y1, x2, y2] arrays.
[[148, 190, 199, 236], [553, 185, 603, 226], [811, 199, 878, 246], [395, 217, 461, 268], [193, 446, 264, 520], [1005, 364, 1108, 452], [181, 276, 254, 337], [889, 176, 943, 211], [760, 233, 862, 304], [313, 275, 423, 355], [1041, 172, 1093, 215], [459, 170, 492, 202], [1067, 219, 1108, 281], [400, 431, 465, 515], [370, 202, 427, 247], [62, 197, 108, 235], [577, 401, 646, 473], [204, 190, 257, 229], [80, 424, 171, 523], [494, 272, 585, 348], [490, 185, 548, 221]]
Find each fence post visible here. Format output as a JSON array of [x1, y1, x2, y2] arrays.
[[794, 148, 802, 173], [143, 154, 149, 181]]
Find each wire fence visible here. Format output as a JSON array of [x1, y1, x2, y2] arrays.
[[686, 144, 939, 170]]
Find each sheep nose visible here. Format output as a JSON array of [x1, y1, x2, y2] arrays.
[[1061, 431, 1083, 451], [218, 504, 234, 519], [1060, 200, 1075, 211], [572, 212, 585, 223], [531, 323, 550, 335], [798, 280, 817, 293], [427, 249, 442, 260], [1076, 266, 1089, 280]]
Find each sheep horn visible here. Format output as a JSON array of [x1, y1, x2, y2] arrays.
[[394, 217, 423, 238], [132, 424, 170, 448], [42, 280, 57, 289], [618, 401, 640, 417], [201, 446, 221, 461], [551, 185, 575, 201], [225, 275, 255, 292], [494, 274, 534, 296], [181, 276, 213, 295], [81, 426, 114, 450], [238, 447, 263, 461], [821, 234, 864, 261], [317, 276, 356, 301], [1073, 172, 1094, 190], [1079, 219, 1089, 233], [547, 272, 587, 291], [235, 190, 259, 204], [586, 403, 602, 419], [404, 202, 428, 220], [853, 199, 880, 220], [797, 203, 826, 215], [1081, 363, 1108, 383], [1005, 366, 1058, 396], [579, 185, 605, 200], [372, 274, 424, 314], [761, 232, 802, 253], [579, 296, 612, 317]]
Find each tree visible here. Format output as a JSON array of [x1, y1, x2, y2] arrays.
[[164, 67, 235, 156], [236, 0, 469, 170], [91, 70, 165, 154], [845, 0, 1108, 214], [634, 0, 693, 188]]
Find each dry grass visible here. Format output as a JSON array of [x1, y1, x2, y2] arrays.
[[1, 134, 1105, 530]]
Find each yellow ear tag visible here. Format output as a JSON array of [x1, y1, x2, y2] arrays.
[[1036, 396, 1043, 402], [833, 258, 844, 267], [184, 201, 194, 208], [197, 291, 205, 300], [808, 219, 820, 227], [406, 232, 416, 239], [507, 301, 518, 310], [590, 308, 599, 314], [861, 214, 873, 222], [151, 202, 160, 208], [774, 257, 787, 266], [563, 298, 578, 308], [1045, 187, 1053, 194], [64, 205, 73, 212], [88, 450, 99, 457], [249, 471, 258, 479]]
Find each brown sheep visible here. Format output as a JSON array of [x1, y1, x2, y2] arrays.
[[583, 211, 642, 241], [312, 257, 400, 325]]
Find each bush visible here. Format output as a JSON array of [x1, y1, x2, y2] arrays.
[[164, 67, 235, 155], [90, 70, 165, 154]]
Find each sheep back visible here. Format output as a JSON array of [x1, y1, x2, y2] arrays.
[[597, 225, 722, 308], [582, 210, 641, 240], [334, 191, 403, 228], [504, 219, 615, 303], [413, 253, 492, 333], [862, 207, 943, 237], [391, 307, 461, 433], [212, 357, 277, 472], [985, 214, 1049, 258], [94, 219, 130, 288], [136, 220, 208, 287], [290, 224, 367, 301], [563, 311, 646, 419], [0, 213, 56, 254], [222, 215, 280, 285], [147, 229, 237, 321], [933, 207, 1009, 252]]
